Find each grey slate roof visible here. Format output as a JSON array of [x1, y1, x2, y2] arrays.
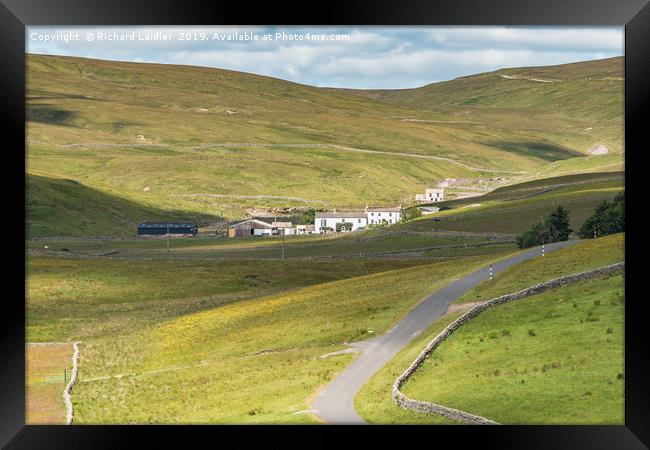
[[365, 206, 402, 212], [315, 211, 367, 219]]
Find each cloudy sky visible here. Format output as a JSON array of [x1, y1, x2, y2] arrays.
[[27, 26, 623, 89]]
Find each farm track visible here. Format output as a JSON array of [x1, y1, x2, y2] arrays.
[[31, 140, 525, 174]]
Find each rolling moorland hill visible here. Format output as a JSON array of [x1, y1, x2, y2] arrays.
[[26, 54, 623, 236], [337, 57, 623, 122], [332, 57, 623, 176]]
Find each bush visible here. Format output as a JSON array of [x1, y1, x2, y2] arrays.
[[516, 206, 571, 248], [402, 207, 422, 221], [578, 192, 624, 239]]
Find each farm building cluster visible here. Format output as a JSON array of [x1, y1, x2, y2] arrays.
[[228, 205, 403, 238], [227, 220, 315, 238], [137, 186, 444, 238]]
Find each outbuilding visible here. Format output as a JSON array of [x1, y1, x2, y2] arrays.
[[228, 219, 277, 237], [419, 206, 441, 215], [137, 221, 198, 237]]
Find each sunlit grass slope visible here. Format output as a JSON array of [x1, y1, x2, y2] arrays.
[[26, 256, 439, 342], [400, 273, 624, 424], [60, 255, 504, 423], [356, 234, 624, 424], [27, 174, 219, 237]]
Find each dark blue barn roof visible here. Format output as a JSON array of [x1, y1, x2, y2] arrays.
[[138, 222, 197, 228]]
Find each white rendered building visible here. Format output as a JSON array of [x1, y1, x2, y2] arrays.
[[314, 211, 368, 233], [415, 188, 445, 203], [365, 205, 402, 225]]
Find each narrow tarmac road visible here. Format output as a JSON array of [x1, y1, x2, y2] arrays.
[[311, 240, 579, 424]]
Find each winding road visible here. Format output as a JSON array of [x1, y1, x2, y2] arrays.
[[311, 240, 579, 424]]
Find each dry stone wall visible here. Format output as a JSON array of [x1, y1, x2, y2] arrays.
[[392, 262, 625, 425], [63, 341, 81, 425]]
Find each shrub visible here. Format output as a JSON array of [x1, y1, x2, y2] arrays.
[[402, 207, 422, 222], [578, 192, 624, 239], [516, 206, 571, 248], [300, 208, 324, 225]]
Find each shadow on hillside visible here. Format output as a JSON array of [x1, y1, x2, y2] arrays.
[[484, 140, 582, 162], [26, 174, 223, 238], [27, 104, 78, 127]]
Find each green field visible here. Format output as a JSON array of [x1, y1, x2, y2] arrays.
[[27, 228, 515, 261], [355, 234, 624, 424], [27, 256, 447, 342], [26, 54, 623, 237], [401, 274, 624, 424], [26, 253, 509, 423]]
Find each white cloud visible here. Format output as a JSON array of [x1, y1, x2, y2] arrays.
[[26, 26, 623, 89]]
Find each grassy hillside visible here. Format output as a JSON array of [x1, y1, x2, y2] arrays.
[[401, 273, 624, 424], [456, 233, 624, 303], [26, 54, 623, 236], [356, 234, 624, 424], [27, 174, 219, 237], [400, 172, 623, 235], [367, 58, 622, 121], [338, 57, 623, 155], [27, 256, 441, 342], [27, 251, 508, 423]]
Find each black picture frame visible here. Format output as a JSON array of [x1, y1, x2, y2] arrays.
[[2, 0, 648, 447]]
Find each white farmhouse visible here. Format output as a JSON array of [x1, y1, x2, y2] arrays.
[[415, 188, 445, 203], [365, 205, 402, 225], [314, 211, 368, 233]]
